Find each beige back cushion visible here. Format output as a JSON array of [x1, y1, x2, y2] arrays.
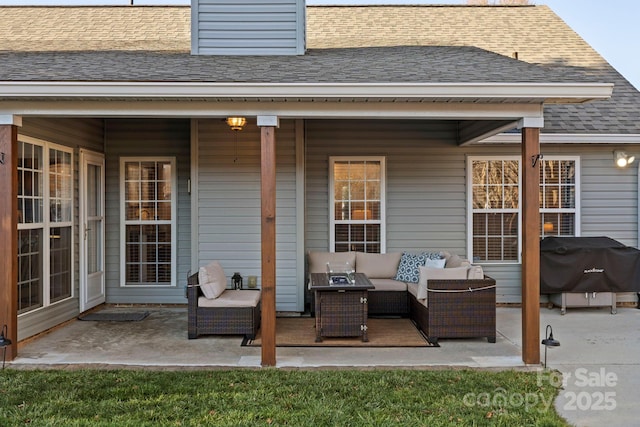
[[198, 260, 227, 299], [308, 251, 356, 274], [467, 265, 484, 280], [355, 252, 402, 278], [440, 251, 471, 268]]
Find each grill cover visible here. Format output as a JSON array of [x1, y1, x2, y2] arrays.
[[540, 236, 640, 293]]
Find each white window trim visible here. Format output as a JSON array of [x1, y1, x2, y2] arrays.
[[119, 156, 177, 287], [329, 156, 386, 253], [539, 155, 581, 238], [467, 155, 522, 265], [466, 155, 581, 265], [17, 135, 74, 314]]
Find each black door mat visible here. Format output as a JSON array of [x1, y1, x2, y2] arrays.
[[79, 311, 150, 322]]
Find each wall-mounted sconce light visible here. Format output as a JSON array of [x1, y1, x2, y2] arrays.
[[614, 151, 635, 168]]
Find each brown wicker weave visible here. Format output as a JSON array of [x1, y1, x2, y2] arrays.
[[410, 276, 497, 344], [368, 290, 409, 316], [309, 273, 373, 342], [187, 273, 261, 340]]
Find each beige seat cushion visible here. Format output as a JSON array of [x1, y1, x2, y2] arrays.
[[417, 266, 469, 301], [308, 251, 356, 274], [356, 252, 402, 278], [368, 278, 407, 292], [198, 290, 261, 308], [198, 260, 227, 299]]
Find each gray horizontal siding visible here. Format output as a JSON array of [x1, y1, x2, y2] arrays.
[[18, 117, 104, 340], [193, 0, 304, 55], [196, 119, 300, 311], [104, 119, 191, 304], [306, 119, 465, 254], [305, 120, 640, 304]]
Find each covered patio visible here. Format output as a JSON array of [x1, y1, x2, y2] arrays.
[[0, 82, 613, 368], [7, 306, 637, 370]]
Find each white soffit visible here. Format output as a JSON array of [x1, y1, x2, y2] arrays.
[[0, 82, 613, 103]]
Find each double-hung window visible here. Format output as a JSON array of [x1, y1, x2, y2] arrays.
[[329, 157, 386, 253], [120, 158, 176, 286], [17, 136, 73, 314], [470, 157, 520, 263], [540, 157, 580, 237], [468, 155, 579, 263]]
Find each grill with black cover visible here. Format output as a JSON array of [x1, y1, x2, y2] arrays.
[[540, 236, 640, 293]]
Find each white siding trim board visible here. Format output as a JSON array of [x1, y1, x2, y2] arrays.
[[190, 119, 200, 275]]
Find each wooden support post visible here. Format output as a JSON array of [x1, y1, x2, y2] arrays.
[[0, 124, 18, 360], [260, 125, 277, 367], [521, 127, 541, 365]]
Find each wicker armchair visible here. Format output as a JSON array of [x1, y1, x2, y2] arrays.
[[187, 273, 261, 340], [409, 276, 497, 344]]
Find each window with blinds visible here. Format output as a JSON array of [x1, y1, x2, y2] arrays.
[[120, 158, 176, 286], [329, 157, 386, 253]]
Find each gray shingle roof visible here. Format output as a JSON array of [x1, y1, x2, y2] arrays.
[[306, 5, 640, 134], [0, 46, 595, 84], [0, 5, 637, 134]]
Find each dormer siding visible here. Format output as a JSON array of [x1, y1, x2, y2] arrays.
[[191, 0, 305, 55]]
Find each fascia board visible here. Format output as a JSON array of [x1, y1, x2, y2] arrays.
[[481, 133, 640, 144], [0, 82, 613, 103], [0, 99, 544, 119]]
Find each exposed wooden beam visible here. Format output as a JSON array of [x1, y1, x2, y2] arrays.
[[521, 127, 541, 365], [260, 125, 277, 367], [0, 125, 18, 360]]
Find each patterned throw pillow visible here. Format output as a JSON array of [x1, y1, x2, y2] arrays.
[[423, 252, 443, 261], [394, 252, 428, 283]]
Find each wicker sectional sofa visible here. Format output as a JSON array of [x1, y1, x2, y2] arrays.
[[307, 251, 496, 343]]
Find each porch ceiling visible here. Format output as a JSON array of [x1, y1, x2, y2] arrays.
[[0, 81, 612, 144]]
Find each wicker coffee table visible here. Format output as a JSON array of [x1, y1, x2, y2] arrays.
[[310, 272, 374, 342]]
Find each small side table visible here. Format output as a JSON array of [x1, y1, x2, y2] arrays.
[[309, 272, 374, 342]]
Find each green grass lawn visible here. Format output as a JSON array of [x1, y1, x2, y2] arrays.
[[0, 368, 567, 426]]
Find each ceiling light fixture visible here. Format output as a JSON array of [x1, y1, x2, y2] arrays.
[[226, 117, 246, 163], [226, 117, 246, 131]]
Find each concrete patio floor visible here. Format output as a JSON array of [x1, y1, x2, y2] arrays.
[[8, 306, 640, 426]]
